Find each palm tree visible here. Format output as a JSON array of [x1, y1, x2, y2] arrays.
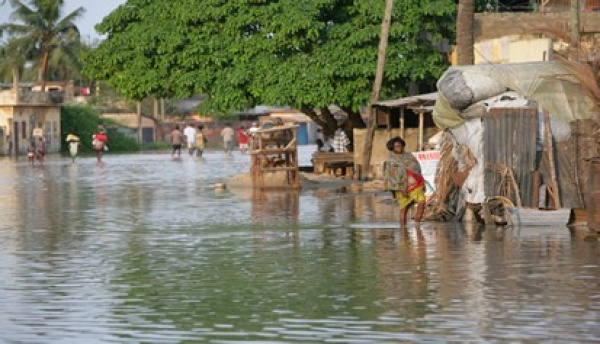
[[456, 0, 475, 65], [0, 38, 30, 99], [46, 30, 89, 82], [0, 0, 85, 90]]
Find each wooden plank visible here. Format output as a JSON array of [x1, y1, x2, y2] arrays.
[[250, 148, 296, 155], [253, 125, 298, 134], [544, 110, 561, 209], [261, 167, 298, 172]]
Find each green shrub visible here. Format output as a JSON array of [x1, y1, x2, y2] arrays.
[[144, 141, 171, 150]]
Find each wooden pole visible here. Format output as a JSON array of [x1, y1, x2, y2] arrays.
[[400, 107, 405, 139], [570, 0, 580, 48], [544, 110, 561, 209], [456, 0, 475, 65], [418, 111, 424, 151], [137, 101, 143, 144], [533, 170, 540, 208], [360, 0, 394, 180], [153, 97, 158, 119]]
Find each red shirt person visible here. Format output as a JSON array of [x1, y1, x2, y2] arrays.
[[92, 130, 108, 162], [237, 126, 249, 154]]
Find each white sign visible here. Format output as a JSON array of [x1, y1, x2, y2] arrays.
[[32, 128, 43, 137], [412, 150, 440, 197]]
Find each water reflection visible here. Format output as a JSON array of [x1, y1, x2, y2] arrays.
[[0, 153, 598, 343]]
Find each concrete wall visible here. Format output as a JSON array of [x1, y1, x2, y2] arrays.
[[474, 12, 600, 42], [0, 105, 61, 155], [474, 36, 552, 64]]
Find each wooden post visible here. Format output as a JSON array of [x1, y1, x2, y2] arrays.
[[137, 101, 143, 144], [533, 170, 540, 208], [360, 0, 394, 180], [544, 110, 561, 209], [418, 111, 424, 151], [456, 0, 475, 65], [400, 107, 405, 139], [570, 0, 580, 47], [153, 97, 158, 119]]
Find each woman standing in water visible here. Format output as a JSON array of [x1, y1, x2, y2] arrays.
[[383, 137, 425, 229]]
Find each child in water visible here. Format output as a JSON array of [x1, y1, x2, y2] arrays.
[[27, 141, 36, 164]]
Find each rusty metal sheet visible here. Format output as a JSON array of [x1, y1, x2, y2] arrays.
[[483, 108, 538, 207]]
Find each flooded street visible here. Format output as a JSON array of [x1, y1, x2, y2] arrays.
[[0, 148, 599, 343]]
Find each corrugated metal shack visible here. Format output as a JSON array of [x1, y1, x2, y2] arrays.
[[431, 62, 597, 222]]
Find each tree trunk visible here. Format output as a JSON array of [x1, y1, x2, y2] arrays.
[[456, 0, 475, 65], [153, 97, 158, 118], [12, 67, 19, 103], [38, 51, 50, 91], [360, 0, 393, 180], [570, 0, 580, 47], [300, 107, 338, 137], [341, 106, 366, 129], [161, 98, 165, 119]]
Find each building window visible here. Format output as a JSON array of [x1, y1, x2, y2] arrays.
[[21, 121, 26, 139]]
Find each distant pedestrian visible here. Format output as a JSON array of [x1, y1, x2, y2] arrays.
[[7, 134, 13, 156], [27, 140, 36, 165], [170, 125, 183, 158], [247, 122, 260, 149], [220, 123, 235, 155], [332, 127, 350, 153], [316, 128, 333, 152], [92, 129, 108, 162], [248, 122, 259, 135], [183, 123, 197, 156], [237, 126, 248, 154], [66, 133, 80, 163], [195, 124, 207, 157], [35, 137, 46, 164]]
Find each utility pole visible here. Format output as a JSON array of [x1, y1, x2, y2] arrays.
[[360, 0, 393, 180]]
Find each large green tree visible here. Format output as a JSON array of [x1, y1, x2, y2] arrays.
[[85, 0, 455, 134], [0, 0, 85, 89]]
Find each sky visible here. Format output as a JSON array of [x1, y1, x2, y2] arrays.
[[1, 0, 127, 41]]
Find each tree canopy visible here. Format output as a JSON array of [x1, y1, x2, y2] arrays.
[[84, 0, 455, 131]]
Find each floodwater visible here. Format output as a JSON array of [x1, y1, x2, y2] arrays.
[[0, 147, 598, 343]]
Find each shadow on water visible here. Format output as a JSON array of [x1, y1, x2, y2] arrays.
[[0, 152, 598, 342]]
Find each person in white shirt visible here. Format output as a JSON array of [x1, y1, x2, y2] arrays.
[[183, 123, 197, 156]]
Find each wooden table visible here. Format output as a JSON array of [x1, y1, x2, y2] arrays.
[[312, 152, 355, 177]]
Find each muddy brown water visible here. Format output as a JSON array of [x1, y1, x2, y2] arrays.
[[0, 148, 598, 343]]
